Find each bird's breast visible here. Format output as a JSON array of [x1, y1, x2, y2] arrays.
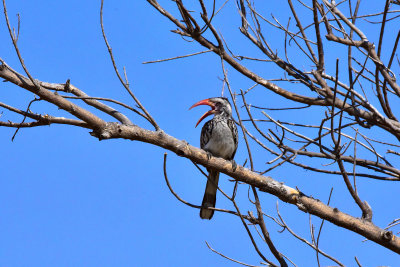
[[203, 120, 236, 159]]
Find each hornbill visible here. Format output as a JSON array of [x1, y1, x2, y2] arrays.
[[190, 97, 238, 219]]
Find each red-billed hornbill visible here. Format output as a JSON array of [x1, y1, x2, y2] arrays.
[[190, 97, 238, 219]]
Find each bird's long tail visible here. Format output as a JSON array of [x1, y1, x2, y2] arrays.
[[200, 170, 220, 220]]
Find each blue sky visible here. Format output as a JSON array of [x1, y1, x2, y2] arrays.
[[1, 0, 399, 266]]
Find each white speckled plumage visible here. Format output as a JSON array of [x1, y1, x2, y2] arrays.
[[196, 97, 238, 219]]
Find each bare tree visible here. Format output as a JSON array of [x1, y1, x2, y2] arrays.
[[1, 0, 400, 265]]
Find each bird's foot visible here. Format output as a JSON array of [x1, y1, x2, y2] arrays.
[[206, 151, 213, 161], [231, 159, 237, 172]]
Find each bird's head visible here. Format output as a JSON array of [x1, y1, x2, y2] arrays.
[[189, 97, 232, 127]]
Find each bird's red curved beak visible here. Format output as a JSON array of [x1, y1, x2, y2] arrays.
[[189, 99, 216, 127]]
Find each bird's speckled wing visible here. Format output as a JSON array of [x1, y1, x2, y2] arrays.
[[227, 119, 238, 160], [200, 119, 214, 149]]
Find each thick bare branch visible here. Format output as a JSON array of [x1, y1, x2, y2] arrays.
[[0, 60, 106, 129], [85, 122, 400, 254]]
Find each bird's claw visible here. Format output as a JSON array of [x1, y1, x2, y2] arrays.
[[206, 151, 212, 161], [231, 159, 237, 172]]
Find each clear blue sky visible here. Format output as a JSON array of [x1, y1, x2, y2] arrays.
[[1, 0, 399, 266]]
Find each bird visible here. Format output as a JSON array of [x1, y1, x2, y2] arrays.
[[190, 97, 238, 219]]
